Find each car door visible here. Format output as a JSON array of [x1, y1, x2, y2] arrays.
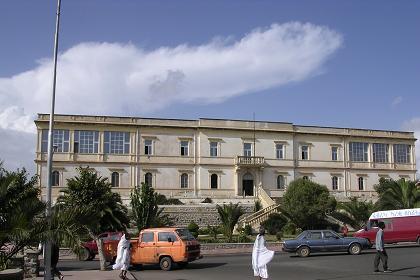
[[136, 231, 157, 264], [323, 230, 344, 251], [306, 231, 324, 252], [156, 231, 181, 261]]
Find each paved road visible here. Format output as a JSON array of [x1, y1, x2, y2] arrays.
[[53, 246, 420, 280]]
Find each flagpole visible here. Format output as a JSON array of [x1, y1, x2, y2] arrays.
[[45, 0, 61, 279]]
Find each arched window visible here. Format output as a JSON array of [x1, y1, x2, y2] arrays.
[[181, 173, 188, 188], [145, 172, 153, 188], [211, 174, 218, 189], [332, 176, 338, 190], [111, 172, 119, 187], [52, 171, 60, 187], [277, 175, 285, 189], [358, 177, 364, 190]]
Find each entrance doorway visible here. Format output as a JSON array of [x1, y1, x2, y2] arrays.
[[242, 173, 254, 196]]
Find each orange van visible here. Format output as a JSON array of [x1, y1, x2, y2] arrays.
[[103, 227, 202, 271]]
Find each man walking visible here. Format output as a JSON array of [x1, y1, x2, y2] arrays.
[[374, 222, 391, 273]]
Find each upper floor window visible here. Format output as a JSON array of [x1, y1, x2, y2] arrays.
[[349, 142, 368, 162], [52, 170, 60, 186], [358, 177, 364, 190], [180, 141, 189, 156], [41, 129, 70, 153], [144, 139, 153, 155], [144, 172, 153, 187], [301, 145, 309, 160], [243, 143, 252, 157], [276, 144, 284, 159], [104, 131, 130, 154], [277, 175, 285, 189], [393, 144, 411, 163], [111, 172, 119, 187], [373, 143, 389, 163], [74, 130, 99, 154], [181, 173, 188, 188], [210, 142, 218, 157], [331, 147, 338, 161], [332, 176, 338, 190], [210, 174, 218, 189]]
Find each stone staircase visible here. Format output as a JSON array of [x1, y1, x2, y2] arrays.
[[237, 186, 281, 229]]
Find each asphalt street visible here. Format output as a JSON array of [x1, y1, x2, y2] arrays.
[[53, 245, 420, 280]]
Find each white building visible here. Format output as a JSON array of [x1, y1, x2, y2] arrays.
[[35, 114, 417, 204]]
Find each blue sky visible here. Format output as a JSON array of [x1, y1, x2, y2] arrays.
[[0, 0, 419, 172]]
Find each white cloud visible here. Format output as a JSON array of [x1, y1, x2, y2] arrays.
[[392, 96, 403, 107], [0, 22, 342, 171], [402, 118, 420, 178]]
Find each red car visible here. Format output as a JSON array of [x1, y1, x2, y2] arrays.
[[80, 232, 123, 261], [354, 208, 420, 245]]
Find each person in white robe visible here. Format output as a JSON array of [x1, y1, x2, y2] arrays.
[[112, 233, 131, 279], [252, 226, 274, 280]]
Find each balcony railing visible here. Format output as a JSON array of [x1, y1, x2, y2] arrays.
[[236, 156, 265, 166]]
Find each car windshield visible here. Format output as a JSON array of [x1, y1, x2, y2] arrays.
[[296, 231, 307, 240], [175, 229, 196, 241]]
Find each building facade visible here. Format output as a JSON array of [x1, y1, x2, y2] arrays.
[[35, 114, 417, 204]]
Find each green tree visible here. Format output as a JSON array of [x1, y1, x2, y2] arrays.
[[130, 183, 172, 231], [57, 167, 129, 270], [261, 213, 287, 235], [282, 179, 337, 230], [374, 178, 420, 210], [333, 197, 375, 229], [216, 203, 244, 242]]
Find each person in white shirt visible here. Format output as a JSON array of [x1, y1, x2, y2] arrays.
[[252, 226, 274, 280], [112, 233, 132, 279], [374, 222, 391, 273]]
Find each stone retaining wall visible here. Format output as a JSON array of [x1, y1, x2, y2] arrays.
[[160, 204, 254, 227]]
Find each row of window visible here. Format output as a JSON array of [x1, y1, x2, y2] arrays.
[[42, 130, 412, 163]]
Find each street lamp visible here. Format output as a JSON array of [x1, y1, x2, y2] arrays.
[[44, 0, 61, 279]]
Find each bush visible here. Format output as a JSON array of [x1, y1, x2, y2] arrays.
[[261, 213, 287, 235], [282, 221, 297, 235], [187, 221, 199, 238], [198, 227, 209, 235], [207, 225, 221, 240], [156, 194, 184, 205], [244, 225, 253, 236], [276, 231, 283, 241], [202, 197, 213, 203]]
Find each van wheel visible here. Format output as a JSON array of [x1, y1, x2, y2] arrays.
[[349, 243, 362, 255], [297, 246, 310, 257], [78, 248, 91, 261], [160, 257, 173, 271], [178, 262, 188, 269]]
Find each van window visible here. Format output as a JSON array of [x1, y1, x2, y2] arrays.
[[158, 232, 178, 242], [175, 229, 196, 241], [142, 232, 154, 242]]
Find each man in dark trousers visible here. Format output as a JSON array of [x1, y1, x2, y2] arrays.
[[374, 222, 391, 273], [51, 242, 64, 280]]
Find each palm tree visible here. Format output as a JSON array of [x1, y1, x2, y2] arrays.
[[375, 178, 420, 210], [56, 167, 129, 270], [332, 197, 375, 229], [216, 203, 244, 242]]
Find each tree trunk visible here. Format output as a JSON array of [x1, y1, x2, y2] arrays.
[[95, 237, 106, 271]]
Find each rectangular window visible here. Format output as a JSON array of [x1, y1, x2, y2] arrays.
[[301, 145, 309, 160], [349, 142, 369, 162], [210, 142, 218, 157], [144, 139, 153, 155], [41, 129, 70, 153], [243, 143, 252, 157], [331, 147, 338, 161], [393, 144, 411, 163], [276, 144, 284, 159], [104, 131, 130, 154], [74, 130, 99, 153], [180, 141, 189, 156], [373, 143, 389, 163]]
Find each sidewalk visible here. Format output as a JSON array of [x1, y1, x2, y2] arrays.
[[36, 269, 139, 280]]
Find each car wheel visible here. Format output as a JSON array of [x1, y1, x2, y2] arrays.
[[416, 237, 420, 245], [87, 253, 96, 261], [178, 262, 188, 269], [297, 246, 310, 257], [349, 243, 362, 255], [160, 256, 173, 271], [78, 248, 91, 261]]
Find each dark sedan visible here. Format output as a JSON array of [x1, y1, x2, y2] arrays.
[[282, 230, 370, 257]]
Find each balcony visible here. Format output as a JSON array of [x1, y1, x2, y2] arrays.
[[236, 156, 265, 166]]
